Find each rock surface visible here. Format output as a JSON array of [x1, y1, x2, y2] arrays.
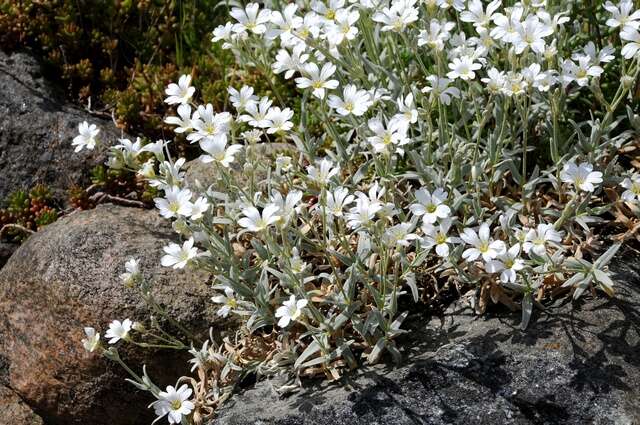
[[0, 204, 218, 425], [0, 385, 44, 425], [0, 50, 123, 203], [214, 252, 640, 425], [0, 241, 17, 269]]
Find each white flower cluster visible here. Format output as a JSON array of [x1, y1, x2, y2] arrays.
[[77, 0, 640, 423]]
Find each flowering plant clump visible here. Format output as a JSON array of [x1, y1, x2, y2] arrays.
[[77, 0, 640, 423]]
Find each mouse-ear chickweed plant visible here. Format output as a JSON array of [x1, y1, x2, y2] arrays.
[[76, 0, 640, 423]]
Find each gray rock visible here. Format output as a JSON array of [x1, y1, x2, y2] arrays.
[[0, 204, 221, 425], [0, 50, 123, 204], [0, 241, 17, 269], [0, 385, 44, 425], [214, 253, 640, 425]]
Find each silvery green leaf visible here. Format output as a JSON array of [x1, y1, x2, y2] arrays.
[[521, 293, 533, 330], [390, 311, 408, 331], [594, 243, 621, 269], [404, 272, 419, 302], [294, 340, 321, 369], [593, 269, 615, 297], [331, 302, 362, 331], [562, 272, 586, 288], [572, 275, 593, 300], [367, 337, 386, 364]]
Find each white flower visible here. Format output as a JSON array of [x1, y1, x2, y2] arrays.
[[211, 287, 239, 318], [242, 129, 262, 144], [164, 74, 195, 105], [161, 238, 200, 269], [460, 0, 501, 31], [289, 248, 309, 274], [114, 138, 143, 158], [460, 223, 506, 262], [383, 222, 419, 247], [228, 86, 258, 111], [82, 327, 100, 352], [481, 67, 506, 94], [513, 15, 553, 55], [293, 11, 322, 44], [199, 138, 242, 169], [239, 96, 273, 128], [491, 6, 524, 43], [324, 9, 359, 45], [72, 121, 100, 152], [417, 19, 455, 51], [188, 104, 232, 144], [276, 155, 294, 173], [395, 93, 418, 127], [238, 204, 281, 232], [574, 42, 616, 64], [536, 10, 570, 34], [120, 258, 141, 285], [421, 218, 456, 257], [372, 0, 419, 32], [447, 56, 482, 81], [307, 158, 340, 185], [523, 223, 562, 256], [327, 84, 372, 116], [270, 190, 303, 224], [311, 0, 345, 22], [621, 27, 640, 59], [503, 71, 527, 96], [532, 70, 558, 92], [212, 22, 237, 49], [105, 319, 132, 344], [422, 76, 460, 105], [272, 45, 309, 79], [189, 197, 210, 220], [266, 107, 295, 133], [561, 57, 604, 87], [230, 3, 271, 35], [157, 158, 186, 186], [621, 174, 640, 201], [155, 186, 193, 219], [141, 140, 168, 158], [485, 244, 525, 283], [267, 3, 303, 43], [275, 295, 308, 328], [325, 187, 354, 217], [410, 188, 450, 224], [150, 384, 195, 425], [437, 0, 465, 11], [295, 62, 339, 99], [367, 116, 411, 155], [346, 193, 382, 229], [604, 0, 640, 30], [560, 161, 603, 192]]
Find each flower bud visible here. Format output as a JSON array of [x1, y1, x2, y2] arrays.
[[132, 321, 145, 332], [621, 75, 635, 90]]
